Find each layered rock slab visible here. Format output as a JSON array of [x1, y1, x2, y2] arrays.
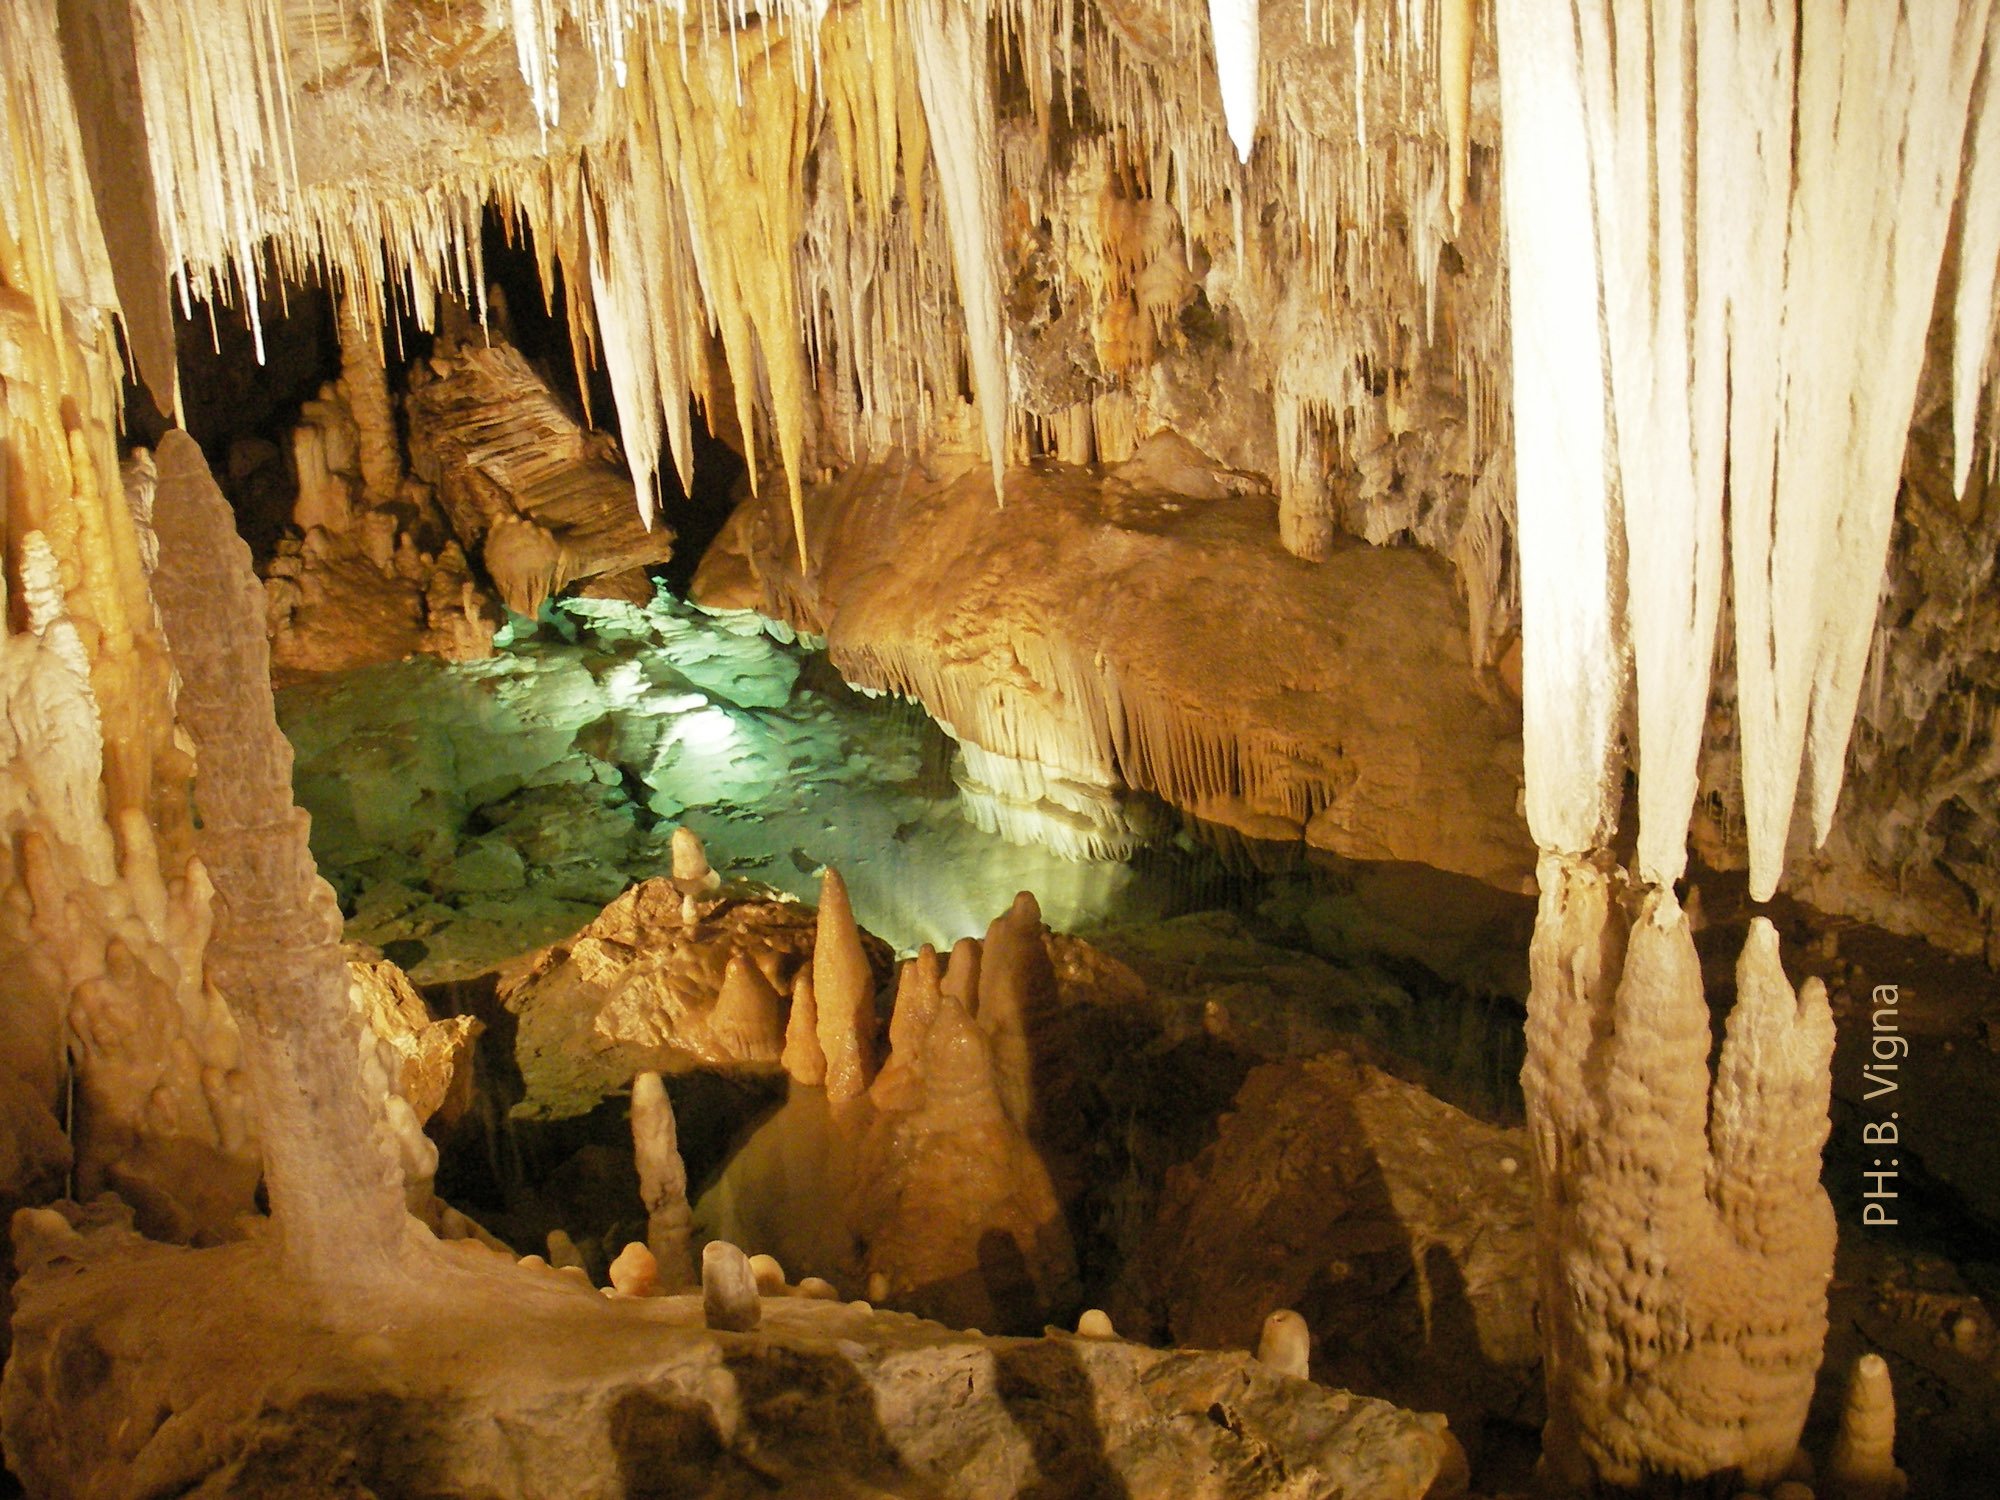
[[1107, 1049, 1540, 1454], [502, 878, 895, 1119], [694, 451, 1531, 888], [2, 1206, 1464, 1500]]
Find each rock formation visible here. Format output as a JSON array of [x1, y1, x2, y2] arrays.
[[630, 1070, 696, 1290], [150, 431, 412, 1282]]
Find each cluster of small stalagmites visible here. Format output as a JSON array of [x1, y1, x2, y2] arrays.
[[1524, 857, 1839, 1491], [697, 872, 1077, 1332]]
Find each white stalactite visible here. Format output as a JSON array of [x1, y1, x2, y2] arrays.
[[1738, 0, 1992, 897], [1954, 15, 2000, 501], [1207, 0, 1259, 165], [910, 0, 1010, 504], [1494, 0, 1620, 858], [1578, 0, 1721, 889]]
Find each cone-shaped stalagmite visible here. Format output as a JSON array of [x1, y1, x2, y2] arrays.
[[871, 945, 942, 1111], [630, 1071, 696, 1290], [977, 891, 1056, 1127], [941, 936, 981, 1011], [781, 969, 827, 1087], [813, 867, 876, 1103], [710, 951, 784, 1062], [670, 825, 720, 894]]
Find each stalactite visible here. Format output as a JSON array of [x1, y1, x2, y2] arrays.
[[1955, 15, 2000, 502], [1439, 0, 1472, 235], [1207, 0, 1259, 164], [1493, 0, 1619, 859], [909, 0, 1010, 504], [1734, 1, 1992, 897]]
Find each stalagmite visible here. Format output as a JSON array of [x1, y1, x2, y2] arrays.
[[1207, 0, 1259, 165], [336, 293, 401, 507], [149, 432, 406, 1284], [629, 1070, 695, 1290], [545, 1229, 586, 1272], [781, 969, 827, 1088], [888, 945, 944, 1060], [748, 1253, 787, 1295], [1523, 859, 1835, 1489], [608, 1240, 659, 1298], [812, 867, 876, 1103], [865, 991, 1077, 1331], [976, 892, 1057, 1127], [701, 1239, 762, 1332], [669, 826, 720, 894], [1824, 1354, 1907, 1500], [909, 0, 1010, 503], [1077, 1309, 1116, 1339], [709, 953, 784, 1063], [1257, 1309, 1310, 1380], [871, 945, 942, 1111], [941, 936, 981, 1012]]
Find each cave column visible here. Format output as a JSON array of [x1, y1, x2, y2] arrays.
[[336, 290, 403, 508], [1491, 0, 1995, 1486]]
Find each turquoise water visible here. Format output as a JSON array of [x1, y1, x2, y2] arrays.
[[278, 586, 1530, 1120]]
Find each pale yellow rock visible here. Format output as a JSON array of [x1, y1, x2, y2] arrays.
[[941, 936, 981, 1012], [1257, 1310, 1311, 1380], [608, 1241, 659, 1298], [670, 826, 720, 894], [748, 1254, 786, 1294], [630, 1072, 696, 1291], [1077, 1309, 1116, 1340], [701, 1240, 762, 1332]]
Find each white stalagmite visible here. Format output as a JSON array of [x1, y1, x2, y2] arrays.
[[1494, 0, 1619, 858], [1207, 0, 1260, 165], [701, 1240, 763, 1332], [630, 1070, 696, 1290], [1824, 1352, 1907, 1500], [910, 0, 1010, 504]]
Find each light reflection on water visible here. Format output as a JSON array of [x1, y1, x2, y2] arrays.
[[277, 587, 1529, 1122]]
